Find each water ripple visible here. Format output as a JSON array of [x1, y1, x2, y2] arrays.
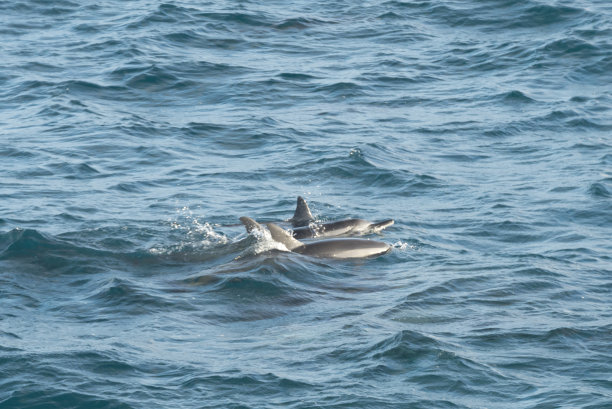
[[1, 0, 611, 407]]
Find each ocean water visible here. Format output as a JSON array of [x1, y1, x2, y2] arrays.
[[1, 0, 611, 408]]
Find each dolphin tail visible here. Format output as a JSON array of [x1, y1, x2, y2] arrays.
[[290, 196, 314, 227], [369, 219, 394, 232], [266, 223, 305, 251], [239, 216, 264, 234]]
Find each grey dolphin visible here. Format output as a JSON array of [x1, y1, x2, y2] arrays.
[[291, 218, 394, 239], [239, 217, 391, 259], [289, 196, 394, 239]]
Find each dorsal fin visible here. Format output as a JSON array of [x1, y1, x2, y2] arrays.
[[291, 196, 314, 227], [239, 216, 264, 234], [266, 223, 305, 251]]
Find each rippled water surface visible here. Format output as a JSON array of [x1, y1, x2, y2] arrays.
[[1, 1, 611, 408]]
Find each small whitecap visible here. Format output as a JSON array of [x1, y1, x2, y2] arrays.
[[392, 240, 418, 251], [349, 147, 363, 157]]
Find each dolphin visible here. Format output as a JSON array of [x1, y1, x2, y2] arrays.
[[291, 218, 394, 239], [289, 196, 394, 239], [240, 217, 391, 259]]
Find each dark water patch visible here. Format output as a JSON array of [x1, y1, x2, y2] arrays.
[[85, 277, 177, 315], [550, 233, 588, 243], [499, 90, 536, 105], [0, 389, 133, 409], [80, 40, 145, 60], [111, 179, 172, 194], [571, 142, 612, 151], [19, 61, 64, 74], [467, 325, 612, 352], [56, 226, 159, 254], [570, 95, 591, 103], [128, 3, 196, 27], [44, 162, 102, 180], [315, 82, 369, 99], [123, 66, 197, 92], [73, 38, 123, 53], [544, 109, 580, 122], [357, 72, 420, 85], [1, 80, 56, 103], [1, 281, 41, 310], [482, 123, 528, 138], [377, 11, 404, 20], [0, 228, 121, 274], [578, 54, 612, 79], [181, 122, 229, 139], [69, 350, 140, 377], [378, 95, 433, 108], [588, 183, 611, 198], [73, 23, 104, 34], [415, 120, 481, 136], [296, 149, 444, 196], [163, 30, 228, 49], [380, 303, 458, 325], [0, 330, 21, 340], [191, 11, 273, 29], [35, 102, 85, 119], [111, 182, 147, 194], [57, 213, 86, 223], [166, 60, 250, 79], [57, 80, 134, 102], [39, 4, 79, 17], [464, 220, 542, 243], [334, 329, 514, 398], [540, 37, 600, 59], [565, 118, 612, 131], [277, 72, 317, 81], [181, 371, 313, 391], [275, 16, 331, 30], [0, 229, 61, 259], [435, 153, 489, 162], [210, 273, 313, 307], [402, 3, 486, 28], [13, 166, 54, 178], [507, 4, 586, 29], [325, 329, 441, 363], [544, 246, 606, 264]]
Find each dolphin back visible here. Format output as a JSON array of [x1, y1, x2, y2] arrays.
[[291, 218, 394, 239], [266, 223, 305, 251], [300, 238, 391, 259], [369, 219, 394, 232]]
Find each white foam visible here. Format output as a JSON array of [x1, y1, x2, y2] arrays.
[[245, 227, 290, 256], [392, 240, 417, 251], [150, 207, 228, 255]]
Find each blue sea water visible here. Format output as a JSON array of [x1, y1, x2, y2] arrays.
[[1, 0, 611, 408]]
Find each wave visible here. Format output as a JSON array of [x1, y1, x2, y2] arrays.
[[287, 147, 445, 196], [588, 182, 611, 198], [83, 277, 179, 316], [0, 389, 133, 409]]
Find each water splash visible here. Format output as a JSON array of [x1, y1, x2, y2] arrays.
[[392, 240, 417, 251], [149, 207, 228, 256], [238, 226, 290, 258]]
